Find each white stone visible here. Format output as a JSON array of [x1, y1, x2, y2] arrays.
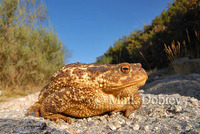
[[87, 117, 92, 122], [108, 123, 117, 131], [175, 106, 182, 112], [125, 120, 132, 125], [190, 98, 198, 106], [133, 124, 140, 130], [129, 113, 135, 118], [144, 125, 150, 131], [118, 119, 125, 125], [113, 121, 121, 129]]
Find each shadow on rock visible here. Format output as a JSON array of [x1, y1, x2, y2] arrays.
[[141, 75, 200, 100], [0, 118, 66, 133]]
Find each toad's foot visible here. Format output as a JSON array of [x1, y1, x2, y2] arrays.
[[44, 114, 72, 124], [110, 105, 134, 117], [27, 102, 41, 117], [110, 93, 142, 117]]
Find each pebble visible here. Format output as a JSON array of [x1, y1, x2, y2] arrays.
[[135, 115, 143, 121], [154, 127, 159, 130], [133, 124, 140, 130], [189, 98, 198, 106], [175, 106, 182, 112], [125, 120, 132, 125], [139, 90, 144, 93], [129, 113, 135, 118], [108, 123, 117, 131], [144, 125, 150, 131], [113, 121, 121, 129], [87, 117, 92, 122], [118, 119, 125, 125]]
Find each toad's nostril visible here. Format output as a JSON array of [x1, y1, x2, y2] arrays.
[[139, 68, 142, 71], [135, 63, 142, 67]]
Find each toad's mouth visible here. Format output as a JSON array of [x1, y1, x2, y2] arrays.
[[104, 78, 147, 92]]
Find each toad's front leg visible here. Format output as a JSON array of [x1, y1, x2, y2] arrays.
[[110, 92, 142, 117], [39, 89, 72, 124], [27, 102, 41, 117]]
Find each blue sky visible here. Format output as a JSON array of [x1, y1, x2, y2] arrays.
[[44, 0, 172, 64]]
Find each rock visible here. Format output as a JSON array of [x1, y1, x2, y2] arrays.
[[189, 98, 199, 106], [135, 115, 143, 121], [138, 90, 144, 93], [125, 120, 132, 125], [87, 117, 92, 122], [113, 121, 121, 129], [144, 125, 150, 131], [172, 57, 200, 74], [117, 119, 125, 125], [133, 124, 140, 130], [175, 106, 182, 112], [108, 123, 117, 131], [129, 113, 135, 118], [0, 90, 2, 96]]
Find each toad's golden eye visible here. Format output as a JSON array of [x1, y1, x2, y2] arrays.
[[120, 66, 130, 73]]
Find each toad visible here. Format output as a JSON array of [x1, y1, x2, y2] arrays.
[[27, 62, 148, 123]]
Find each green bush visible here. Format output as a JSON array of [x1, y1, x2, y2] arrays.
[[0, 0, 69, 90]]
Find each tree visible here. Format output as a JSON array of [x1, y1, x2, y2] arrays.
[[0, 0, 70, 88]]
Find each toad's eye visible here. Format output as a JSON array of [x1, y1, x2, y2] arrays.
[[120, 66, 130, 73]]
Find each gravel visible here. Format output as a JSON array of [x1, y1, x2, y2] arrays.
[[0, 74, 200, 133]]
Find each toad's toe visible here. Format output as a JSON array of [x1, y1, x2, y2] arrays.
[[44, 114, 72, 124]]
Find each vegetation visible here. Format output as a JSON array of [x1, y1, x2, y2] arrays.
[[0, 0, 70, 100], [96, 0, 200, 69]]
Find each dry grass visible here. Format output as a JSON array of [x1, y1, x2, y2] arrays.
[[164, 30, 200, 62], [164, 41, 186, 61], [0, 84, 43, 102]]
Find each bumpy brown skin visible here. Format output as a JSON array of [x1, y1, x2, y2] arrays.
[[27, 62, 148, 124]]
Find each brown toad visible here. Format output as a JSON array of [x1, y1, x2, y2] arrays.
[[28, 62, 148, 123]]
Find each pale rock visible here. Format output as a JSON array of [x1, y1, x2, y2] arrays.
[[133, 124, 140, 130], [113, 121, 121, 129], [125, 120, 132, 125], [129, 113, 135, 118], [108, 123, 117, 131], [144, 125, 150, 131], [190, 98, 198, 106], [118, 119, 125, 125], [87, 117, 92, 122], [175, 106, 182, 112]]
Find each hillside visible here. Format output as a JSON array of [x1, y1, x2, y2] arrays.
[[96, 0, 200, 69]]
